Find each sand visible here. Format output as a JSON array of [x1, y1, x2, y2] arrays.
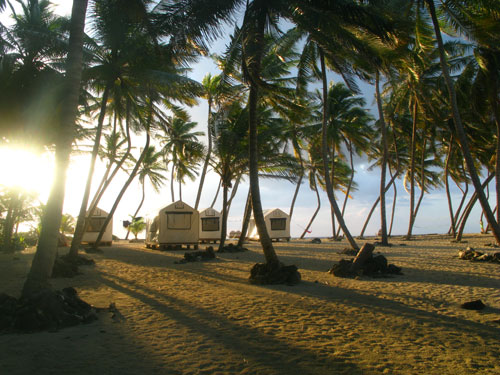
[[1, 234, 499, 375]]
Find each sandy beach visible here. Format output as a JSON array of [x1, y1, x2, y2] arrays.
[[1, 234, 499, 375]]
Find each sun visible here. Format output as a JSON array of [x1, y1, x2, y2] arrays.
[[0, 146, 54, 201]]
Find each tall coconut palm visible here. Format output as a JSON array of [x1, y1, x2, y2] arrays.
[[423, 0, 500, 244], [70, 0, 158, 256], [194, 73, 222, 210], [93, 96, 154, 247], [211, 101, 249, 250], [322, 83, 373, 238], [440, 0, 500, 225], [22, 0, 88, 298]]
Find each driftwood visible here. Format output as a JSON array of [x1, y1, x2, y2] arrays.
[[349, 243, 375, 274], [458, 248, 500, 263]]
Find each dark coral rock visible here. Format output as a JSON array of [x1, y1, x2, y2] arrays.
[[461, 300, 486, 310], [249, 262, 301, 285], [217, 243, 248, 253], [179, 247, 216, 263]]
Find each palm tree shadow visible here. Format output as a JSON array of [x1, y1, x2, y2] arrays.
[[93, 270, 363, 375]]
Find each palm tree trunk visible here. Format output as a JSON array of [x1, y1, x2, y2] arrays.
[[426, 0, 500, 244], [195, 97, 213, 210], [2, 200, 15, 252], [480, 184, 490, 233], [376, 71, 389, 245], [300, 175, 320, 239], [413, 134, 427, 222], [485, 206, 498, 233], [330, 142, 337, 239], [237, 189, 252, 247], [88, 101, 132, 216], [336, 140, 354, 239], [359, 171, 399, 238], [247, 5, 279, 265], [319, 48, 358, 250], [405, 100, 418, 240], [218, 182, 228, 251], [125, 181, 146, 240], [210, 178, 221, 208], [179, 178, 182, 202], [88, 163, 111, 211], [226, 175, 241, 212], [388, 163, 397, 237], [451, 181, 468, 235], [492, 95, 500, 225], [170, 166, 175, 202], [444, 136, 456, 237], [94, 105, 153, 247], [449, 163, 468, 235], [456, 173, 494, 241], [289, 148, 304, 220], [22, 0, 88, 298], [87, 114, 118, 213], [69, 85, 110, 257]]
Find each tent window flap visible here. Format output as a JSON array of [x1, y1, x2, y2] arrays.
[[166, 212, 192, 230], [270, 218, 286, 231], [202, 217, 219, 231]]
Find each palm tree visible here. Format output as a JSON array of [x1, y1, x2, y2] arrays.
[[125, 146, 167, 240], [423, 0, 500, 244], [69, 0, 162, 256], [0, 0, 69, 145], [194, 73, 222, 210], [0, 186, 38, 251], [299, 143, 322, 239], [160, 115, 204, 202], [128, 217, 146, 240], [22, 0, 89, 298], [321, 83, 372, 238], [60, 213, 76, 236], [87, 128, 129, 212], [210, 101, 249, 250]]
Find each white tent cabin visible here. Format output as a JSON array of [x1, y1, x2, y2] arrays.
[[82, 207, 113, 246], [145, 201, 199, 250], [247, 208, 290, 242], [199, 207, 221, 243]]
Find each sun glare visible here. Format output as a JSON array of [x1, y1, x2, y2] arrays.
[[0, 147, 54, 200]]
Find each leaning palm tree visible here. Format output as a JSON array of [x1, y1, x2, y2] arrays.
[[22, 0, 89, 298], [422, 0, 500, 244], [69, 0, 158, 256], [125, 145, 167, 240], [87, 128, 129, 213]]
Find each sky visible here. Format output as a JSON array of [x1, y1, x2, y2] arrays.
[[0, 1, 494, 240]]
